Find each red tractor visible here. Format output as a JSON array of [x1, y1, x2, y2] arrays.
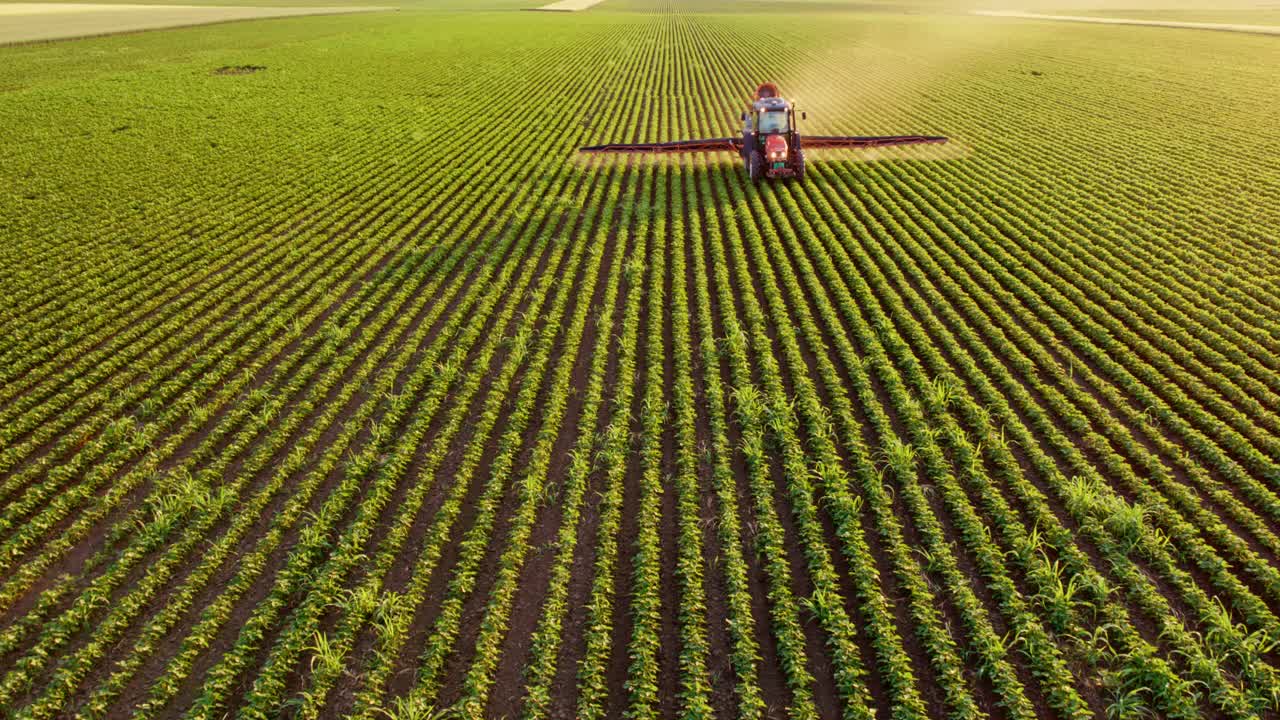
[[740, 82, 809, 181], [579, 82, 947, 182]]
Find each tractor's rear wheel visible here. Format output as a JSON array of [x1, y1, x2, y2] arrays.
[[748, 150, 764, 183]]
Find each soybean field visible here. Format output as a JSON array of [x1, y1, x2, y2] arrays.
[[2, 1, 1279, 719]]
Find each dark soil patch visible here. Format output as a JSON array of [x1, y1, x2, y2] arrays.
[[213, 65, 266, 76]]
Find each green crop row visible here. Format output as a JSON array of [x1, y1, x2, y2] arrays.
[[1, 5, 1277, 720]]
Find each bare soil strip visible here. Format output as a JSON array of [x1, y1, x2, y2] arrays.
[[973, 10, 1280, 36], [530, 0, 604, 12], [0, 3, 394, 45]]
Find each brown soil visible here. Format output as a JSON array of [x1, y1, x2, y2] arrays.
[[83, 190, 495, 717], [722, 176, 898, 719], [598, 215, 652, 720], [483, 163, 632, 720], [541, 178, 642, 720], [432, 168, 618, 712], [655, 168, 682, 719], [0, 198, 425, 687], [694, 173, 791, 719], [213, 65, 266, 76]]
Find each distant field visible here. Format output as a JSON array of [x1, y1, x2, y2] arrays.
[[1069, 7, 1280, 24], [0, 3, 393, 44], [974, 9, 1280, 35], [2, 2, 1279, 719]]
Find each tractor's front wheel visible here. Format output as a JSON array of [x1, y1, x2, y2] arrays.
[[792, 147, 806, 181], [747, 150, 764, 183]]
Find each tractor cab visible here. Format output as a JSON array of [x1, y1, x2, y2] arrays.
[[740, 84, 807, 181], [744, 98, 793, 134]]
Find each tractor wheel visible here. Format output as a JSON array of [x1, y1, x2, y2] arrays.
[[747, 150, 764, 183], [792, 147, 806, 181]]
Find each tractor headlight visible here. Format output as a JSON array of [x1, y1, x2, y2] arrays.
[[769, 151, 786, 160]]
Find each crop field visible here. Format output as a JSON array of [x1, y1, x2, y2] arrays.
[[1, 1, 1279, 718], [0, 4, 393, 46]]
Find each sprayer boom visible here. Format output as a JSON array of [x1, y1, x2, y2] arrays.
[[577, 83, 948, 182]]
